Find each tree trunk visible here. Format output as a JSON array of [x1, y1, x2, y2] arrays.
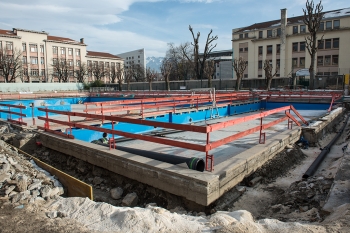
[[309, 55, 315, 90], [127, 80, 130, 91], [208, 76, 212, 88], [149, 81, 152, 91], [118, 80, 122, 91], [235, 75, 241, 91], [165, 78, 170, 91], [267, 78, 273, 91]]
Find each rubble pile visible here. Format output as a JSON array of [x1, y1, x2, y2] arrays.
[[0, 140, 64, 207]]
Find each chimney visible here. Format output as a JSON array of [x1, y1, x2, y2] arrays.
[[80, 38, 84, 44], [280, 8, 287, 77]]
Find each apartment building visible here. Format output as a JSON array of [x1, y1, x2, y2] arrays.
[[117, 48, 146, 71], [232, 7, 350, 80], [201, 50, 233, 80], [0, 28, 123, 83]]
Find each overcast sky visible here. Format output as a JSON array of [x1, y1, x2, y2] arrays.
[[0, 0, 348, 57]]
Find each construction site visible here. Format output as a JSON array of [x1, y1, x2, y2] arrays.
[[1, 88, 350, 232]]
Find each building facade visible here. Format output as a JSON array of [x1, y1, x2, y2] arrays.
[[117, 48, 146, 71], [232, 7, 350, 81], [0, 28, 123, 83]]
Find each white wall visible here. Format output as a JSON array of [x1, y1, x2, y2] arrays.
[[0, 83, 84, 92]]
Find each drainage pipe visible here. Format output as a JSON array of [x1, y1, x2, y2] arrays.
[[303, 114, 349, 179], [97, 143, 205, 172]]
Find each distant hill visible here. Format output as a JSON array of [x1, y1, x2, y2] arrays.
[[146, 57, 164, 72]]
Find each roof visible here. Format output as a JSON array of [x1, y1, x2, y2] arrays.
[[47, 35, 76, 42], [87, 51, 122, 59], [0, 29, 17, 36], [235, 7, 350, 33]]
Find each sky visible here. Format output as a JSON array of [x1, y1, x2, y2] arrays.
[[0, 0, 349, 58]]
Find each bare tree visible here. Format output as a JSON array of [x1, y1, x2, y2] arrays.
[[51, 57, 70, 83], [233, 57, 248, 91], [303, 0, 324, 90], [124, 66, 134, 91], [184, 26, 218, 85], [74, 62, 88, 83], [0, 47, 23, 83], [263, 60, 278, 91], [132, 65, 145, 82], [116, 65, 124, 91], [204, 60, 215, 88], [145, 67, 157, 91], [90, 61, 106, 81], [161, 58, 172, 91]]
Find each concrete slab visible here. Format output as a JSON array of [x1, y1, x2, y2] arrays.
[[37, 107, 333, 206]]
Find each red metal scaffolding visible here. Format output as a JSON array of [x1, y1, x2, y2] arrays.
[[0, 103, 27, 125]]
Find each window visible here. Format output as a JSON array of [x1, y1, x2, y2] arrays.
[[267, 45, 272, 54], [333, 20, 340, 29], [325, 39, 332, 49], [22, 43, 26, 52], [277, 28, 281, 36], [69, 60, 73, 67], [53, 46, 58, 54], [326, 21, 332, 29], [317, 56, 323, 66], [23, 69, 28, 75], [258, 46, 263, 55], [317, 72, 323, 76], [276, 44, 280, 54], [61, 47, 65, 54], [244, 74, 248, 78], [333, 38, 339, 48], [30, 44, 37, 52], [68, 48, 73, 55], [276, 59, 280, 67], [76, 49, 80, 56], [76, 60, 81, 66], [244, 33, 248, 38], [31, 57, 38, 64], [300, 42, 305, 51], [138, 55, 140, 58], [319, 22, 324, 31], [239, 48, 243, 52], [318, 40, 324, 49], [293, 26, 298, 34], [105, 62, 109, 68], [258, 60, 262, 69], [259, 31, 263, 38], [332, 55, 338, 65], [53, 58, 58, 65], [244, 47, 248, 52], [138, 60, 140, 63], [41, 69, 45, 76], [292, 42, 298, 52], [292, 58, 298, 66], [258, 75, 262, 78], [239, 33, 243, 38], [299, 57, 305, 67], [267, 30, 272, 37], [324, 55, 331, 65], [22, 56, 27, 64], [6, 42, 13, 50], [300, 25, 306, 33], [40, 45, 44, 53], [40, 57, 44, 64], [31, 69, 39, 76]]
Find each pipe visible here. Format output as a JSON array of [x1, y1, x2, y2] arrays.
[[303, 114, 350, 179], [94, 142, 205, 172], [115, 145, 205, 172]]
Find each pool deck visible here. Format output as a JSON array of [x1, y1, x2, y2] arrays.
[[37, 107, 344, 206]]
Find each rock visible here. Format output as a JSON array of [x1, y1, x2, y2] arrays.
[[122, 192, 138, 207], [237, 186, 246, 194], [300, 206, 309, 212], [31, 190, 40, 198], [36, 172, 47, 179], [8, 191, 18, 197], [14, 204, 24, 209], [11, 193, 26, 203], [170, 206, 187, 215], [34, 197, 45, 202], [50, 187, 64, 197], [76, 161, 88, 174], [40, 186, 51, 198], [110, 187, 123, 200], [16, 175, 28, 192], [5, 185, 16, 195], [7, 157, 17, 165], [93, 177, 104, 185], [46, 211, 58, 219], [13, 164, 24, 172], [0, 163, 10, 174], [0, 158, 7, 164], [92, 166, 104, 177], [28, 181, 42, 191], [57, 211, 67, 218], [0, 173, 11, 183], [43, 152, 50, 156]]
